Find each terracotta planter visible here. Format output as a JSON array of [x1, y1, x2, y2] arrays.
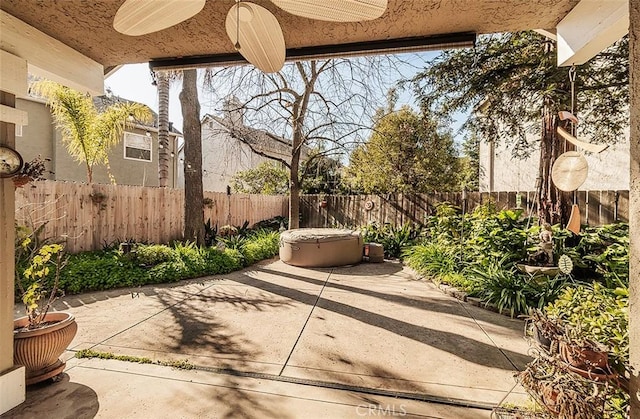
[[559, 341, 608, 369], [539, 382, 560, 415], [559, 341, 617, 382], [14, 312, 78, 385]]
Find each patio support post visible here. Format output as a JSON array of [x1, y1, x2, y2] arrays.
[[0, 90, 25, 414], [629, 0, 640, 416]]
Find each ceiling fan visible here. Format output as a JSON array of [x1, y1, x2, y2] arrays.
[[113, 0, 388, 73]]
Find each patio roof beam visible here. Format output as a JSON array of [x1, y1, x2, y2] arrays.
[[556, 0, 629, 66], [0, 10, 104, 96], [149, 32, 476, 71]]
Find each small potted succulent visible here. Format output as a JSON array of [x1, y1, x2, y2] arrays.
[[14, 232, 77, 385]]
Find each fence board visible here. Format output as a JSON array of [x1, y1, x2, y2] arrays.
[[15, 181, 288, 253], [300, 190, 629, 229]]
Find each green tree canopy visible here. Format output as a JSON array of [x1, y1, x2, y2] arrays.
[[410, 31, 628, 223], [31, 80, 152, 183], [231, 161, 289, 195], [300, 152, 343, 194], [344, 106, 460, 194]]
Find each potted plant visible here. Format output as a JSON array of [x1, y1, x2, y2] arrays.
[[525, 309, 563, 353], [14, 238, 77, 385], [13, 155, 51, 189]]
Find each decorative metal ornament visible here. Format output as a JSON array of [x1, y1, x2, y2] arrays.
[[0, 145, 24, 178], [364, 200, 375, 211], [558, 254, 573, 274], [551, 151, 588, 192]]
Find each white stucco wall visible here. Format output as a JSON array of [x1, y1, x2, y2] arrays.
[[201, 120, 274, 192], [177, 116, 292, 193], [479, 130, 630, 192]]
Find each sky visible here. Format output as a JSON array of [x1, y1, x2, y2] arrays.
[[104, 55, 467, 146]]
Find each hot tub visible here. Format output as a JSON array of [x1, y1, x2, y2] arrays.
[[279, 228, 364, 268]]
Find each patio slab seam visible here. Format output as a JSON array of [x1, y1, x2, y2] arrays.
[[278, 268, 333, 376]]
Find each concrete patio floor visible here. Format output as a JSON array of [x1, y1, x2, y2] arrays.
[[5, 259, 532, 418]]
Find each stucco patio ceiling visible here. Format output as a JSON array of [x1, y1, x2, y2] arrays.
[[1, 0, 580, 71]]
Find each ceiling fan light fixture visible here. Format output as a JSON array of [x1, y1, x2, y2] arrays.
[[113, 0, 206, 36], [225, 2, 286, 73], [270, 0, 387, 22]]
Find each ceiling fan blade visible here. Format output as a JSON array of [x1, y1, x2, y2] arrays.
[[271, 0, 387, 22], [114, 0, 205, 36], [226, 2, 286, 73]]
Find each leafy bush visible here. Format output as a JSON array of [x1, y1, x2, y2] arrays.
[[241, 230, 280, 265], [59, 251, 147, 293], [361, 222, 423, 259], [203, 248, 243, 274], [19, 231, 279, 296], [136, 244, 176, 265], [545, 282, 629, 372], [467, 258, 531, 317], [252, 216, 288, 231], [404, 243, 458, 278], [466, 257, 571, 317]]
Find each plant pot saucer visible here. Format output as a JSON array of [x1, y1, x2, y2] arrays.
[[517, 264, 560, 277], [25, 359, 65, 385]]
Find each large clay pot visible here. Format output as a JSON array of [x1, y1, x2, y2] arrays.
[[559, 340, 617, 382], [14, 312, 78, 385]]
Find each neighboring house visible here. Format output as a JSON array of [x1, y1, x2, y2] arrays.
[[178, 98, 306, 192], [478, 129, 630, 192], [15, 92, 182, 187]]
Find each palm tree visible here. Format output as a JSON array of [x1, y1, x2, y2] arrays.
[[156, 71, 171, 187], [31, 80, 152, 183]]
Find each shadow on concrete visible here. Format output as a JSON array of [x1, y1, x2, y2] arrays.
[[147, 288, 292, 419], [4, 374, 99, 419], [51, 276, 226, 311], [153, 287, 293, 354], [234, 273, 531, 371], [255, 266, 468, 317], [287, 261, 405, 277]]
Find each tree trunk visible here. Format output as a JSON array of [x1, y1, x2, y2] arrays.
[[289, 133, 302, 229], [179, 69, 205, 245], [537, 107, 571, 226], [157, 71, 170, 187]]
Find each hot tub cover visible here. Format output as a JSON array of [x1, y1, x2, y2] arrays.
[[279, 228, 363, 267]]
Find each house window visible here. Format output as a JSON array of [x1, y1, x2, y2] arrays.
[[15, 125, 22, 137], [124, 132, 152, 162]]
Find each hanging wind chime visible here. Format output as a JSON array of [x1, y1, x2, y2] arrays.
[[551, 66, 608, 234]]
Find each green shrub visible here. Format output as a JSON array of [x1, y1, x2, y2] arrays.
[[148, 259, 190, 283], [136, 244, 176, 265], [467, 256, 574, 317], [59, 251, 147, 293], [173, 241, 206, 275], [241, 230, 280, 265], [404, 243, 457, 278], [22, 231, 280, 296], [545, 282, 629, 372], [202, 247, 243, 274], [361, 222, 423, 259]]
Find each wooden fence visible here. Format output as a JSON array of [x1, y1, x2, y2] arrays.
[[15, 181, 288, 253], [300, 191, 630, 228]]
